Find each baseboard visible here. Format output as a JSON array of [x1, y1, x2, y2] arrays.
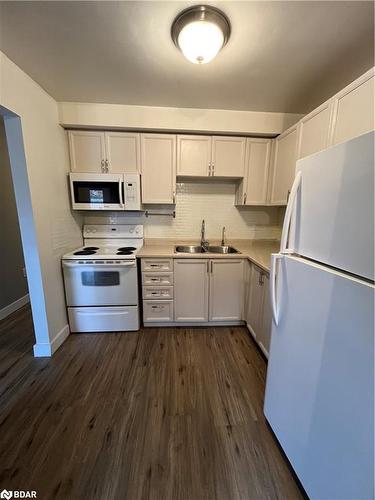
[[143, 321, 245, 327], [33, 323, 70, 358], [0, 293, 29, 321]]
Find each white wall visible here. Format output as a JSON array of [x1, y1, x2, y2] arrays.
[[59, 101, 302, 135], [0, 117, 29, 315], [0, 51, 83, 356], [84, 181, 283, 241]]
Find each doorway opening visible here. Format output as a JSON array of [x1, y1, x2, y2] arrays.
[[0, 106, 49, 356]]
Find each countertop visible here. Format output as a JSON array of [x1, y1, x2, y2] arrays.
[[137, 239, 280, 273]]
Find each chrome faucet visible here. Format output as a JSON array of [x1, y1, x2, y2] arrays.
[[201, 219, 209, 249], [221, 226, 226, 246]]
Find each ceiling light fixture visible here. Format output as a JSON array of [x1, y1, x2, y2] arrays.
[[171, 5, 231, 64]]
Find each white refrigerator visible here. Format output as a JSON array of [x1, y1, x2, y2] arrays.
[[264, 131, 374, 500]]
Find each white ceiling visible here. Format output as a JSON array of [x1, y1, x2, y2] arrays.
[[0, 1, 373, 113]]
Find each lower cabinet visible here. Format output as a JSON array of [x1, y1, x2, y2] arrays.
[[209, 259, 244, 321], [174, 259, 244, 323], [142, 257, 245, 326], [174, 259, 209, 322], [246, 263, 272, 357]]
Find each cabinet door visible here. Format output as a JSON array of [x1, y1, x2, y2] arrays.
[[243, 139, 271, 205], [105, 132, 140, 173], [269, 125, 298, 205], [297, 102, 333, 160], [177, 135, 211, 177], [68, 130, 105, 173], [174, 259, 209, 322], [246, 265, 264, 338], [209, 260, 244, 321], [331, 71, 374, 146], [211, 136, 246, 177], [259, 273, 272, 357], [140, 134, 176, 204]]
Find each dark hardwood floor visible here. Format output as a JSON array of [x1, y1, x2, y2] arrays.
[[0, 305, 303, 500]]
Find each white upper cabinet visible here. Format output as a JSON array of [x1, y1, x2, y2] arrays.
[[211, 136, 247, 177], [297, 101, 333, 160], [105, 132, 140, 173], [237, 138, 272, 205], [331, 69, 375, 146], [177, 135, 211, 177], [269, 124, 298, 205], [68, 130, 106, 173], [174, 259, 209, 322], [68, 130, 140, 173], [209, 259, 244, 321], [140, 134, 176, 204]]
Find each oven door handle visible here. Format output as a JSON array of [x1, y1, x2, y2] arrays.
[[62, 261, 136, 268]]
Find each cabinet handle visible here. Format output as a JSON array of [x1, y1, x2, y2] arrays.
[[210, 261, 213, 274], [173, 191, 176, 204], [208, 163, 212, 176], [105, 159, 109, 173], [259, 272, 264, 286], [101, 159, 105, 172], [207, 261, 209, 273], [287, 189, 291, 203], [243, 193, 247, 205], [212, 164, 215, 176]]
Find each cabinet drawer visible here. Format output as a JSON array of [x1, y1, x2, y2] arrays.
[[142, 272, 174, 286], [143, 300, 174, 322], [141, 258, 173, 272], [142, 286, 174, 300]]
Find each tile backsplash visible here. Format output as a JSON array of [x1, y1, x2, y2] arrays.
[[84, 181, 284, 240]]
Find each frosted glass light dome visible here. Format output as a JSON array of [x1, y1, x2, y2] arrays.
[[178, 21, 225, 64], [172, 6, 230, 65]]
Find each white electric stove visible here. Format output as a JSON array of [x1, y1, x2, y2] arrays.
[[62, 224, 143, 333]]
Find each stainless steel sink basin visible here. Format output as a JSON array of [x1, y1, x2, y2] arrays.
[[175, 245, 206, 254], [206, 245, 240, 254]]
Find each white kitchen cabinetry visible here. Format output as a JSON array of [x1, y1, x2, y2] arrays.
[[68, 130, 106, 173], [211, 136, 246, 177], [177, 135, 211, 177], [209, 259, 244, 321], [174, 259, 209, 322], [269, 124, 298, 205], [140, 134, 176, 204], [141, 258, 175, 325], [331, 69, 374, 146], [176, 135, 246, 178], [68, 130, 140, 173], [246, 263, 272, 357], [297, 101, 333, 160], [105, 132, 140, 173], [236, 138, 272, 205]]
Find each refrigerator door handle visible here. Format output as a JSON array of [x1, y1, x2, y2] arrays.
[[280, 171, 302, 254], [270, 253, 282, 326]]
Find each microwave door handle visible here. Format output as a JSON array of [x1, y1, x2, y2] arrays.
[[119, 179, 124, 209]]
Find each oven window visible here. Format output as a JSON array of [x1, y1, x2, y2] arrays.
[[81, 271, 120, 286], [73, 181, 121, 204]]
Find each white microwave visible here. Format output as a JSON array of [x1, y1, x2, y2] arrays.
[[69, 173, 141, 211]]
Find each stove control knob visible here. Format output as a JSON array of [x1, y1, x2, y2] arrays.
[[135, 228, 139, 234], [129, 228, 134, 233], [92, 229, 97, 233]]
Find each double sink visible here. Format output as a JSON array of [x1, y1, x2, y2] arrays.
[[175, 245, 240, 254]]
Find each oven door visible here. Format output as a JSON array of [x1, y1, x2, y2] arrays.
[[69, 173, 124, 210], [62, 260, 138, 306]]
